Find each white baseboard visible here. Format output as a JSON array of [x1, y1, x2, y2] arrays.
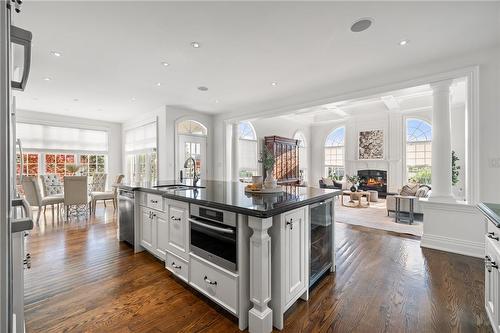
[[421, 233, 484, 258]]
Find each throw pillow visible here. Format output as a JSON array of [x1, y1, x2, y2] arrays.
[[415, 187, 429, 197], [322, 177, 334, 186], [400, 184, 419, 196]]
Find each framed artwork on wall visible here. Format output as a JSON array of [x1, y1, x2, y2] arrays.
[[358, 129, 384, 160]]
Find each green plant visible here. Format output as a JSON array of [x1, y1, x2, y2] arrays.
[[452, 150, 461, 186], [410, 167, 431, 185], [65, 163, 80, 174], [258, 146, 275, 171], [345, 175, 360, 186]]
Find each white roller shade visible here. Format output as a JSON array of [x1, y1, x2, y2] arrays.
[[17, 123, 108, 152], [125, 122, 157, 152], [239, 139, 258, 171]]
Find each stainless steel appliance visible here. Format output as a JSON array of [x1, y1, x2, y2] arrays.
[[1, 1, 33, 331], [118, 189, 135, 246], [309, 199, 333, 287], [189, 204, 237, 272]]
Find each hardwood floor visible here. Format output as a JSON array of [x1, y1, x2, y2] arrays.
[[25, 206, 491, 332]]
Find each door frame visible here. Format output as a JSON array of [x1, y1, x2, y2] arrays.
[[176, 134, 207, 181]]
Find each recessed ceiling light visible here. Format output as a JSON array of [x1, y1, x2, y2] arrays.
[[191, 41, 200, 48], [156, 82, 161, 87], [350, 18, 373, 33], [43, 77, 51, 81], [161, 61, 169, 67], [50, 51, 62, 57], [215, 99, 220, 103], [73, 98, 79, 102], [131, 97, 136, 101], [198, 86, 208, 91], [399, 39, 409, 46], [271, 82, 278, 86]]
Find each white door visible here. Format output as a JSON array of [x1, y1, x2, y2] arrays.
[[178, 135, 206, 181], [284, 208, 306, 304], [155, 212, 169, 259], [167, 205, 189, 259], [140, 207, 153, 250]]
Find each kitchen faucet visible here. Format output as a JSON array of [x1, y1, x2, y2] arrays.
[[183, 157, 199, 185]]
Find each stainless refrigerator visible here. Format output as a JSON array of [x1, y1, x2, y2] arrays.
[[1, 1, 33, 332]]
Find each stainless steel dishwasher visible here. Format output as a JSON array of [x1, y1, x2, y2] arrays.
[[118, 189, 135, 246]]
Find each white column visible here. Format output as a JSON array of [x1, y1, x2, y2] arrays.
[[231, 123, 239, 182], [429, 79, 454, 202], [248, 216, 273, 333]]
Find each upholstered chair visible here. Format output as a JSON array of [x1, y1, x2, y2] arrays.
[[40, 174, 63, 197], [91, 173, 107, 192], [22, 176, 64, 223], [64, 176, 90, 219], [90, 174, 124, 214]]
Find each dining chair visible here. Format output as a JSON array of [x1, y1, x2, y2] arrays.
[[40, 174, 63, 197], [22, 176, 64, 223], [64, 176, 90, 220], [91, 173, 107, 192], [90, 174, 124, 214]]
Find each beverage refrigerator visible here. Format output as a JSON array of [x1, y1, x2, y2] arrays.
[[1, 1, 33, 332]]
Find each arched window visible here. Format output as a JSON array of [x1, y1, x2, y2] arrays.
[[238, 122, 258, 180], [294, 131, 307, 182], [177, 120, 207, 136], [406, 119, 432, 184], [324, 127, 345, 179]]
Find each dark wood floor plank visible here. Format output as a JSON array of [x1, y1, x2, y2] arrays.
[[24, 207, 491, 332]]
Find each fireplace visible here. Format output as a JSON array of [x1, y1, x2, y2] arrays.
[[357, 170, 387, 196]]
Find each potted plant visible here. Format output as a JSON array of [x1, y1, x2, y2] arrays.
[[346, 175, 360, 192], [259, 146, 276, 189], [66, 163, 80, 175]]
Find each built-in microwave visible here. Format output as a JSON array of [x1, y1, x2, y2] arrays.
[[189, 204, 238, 272]]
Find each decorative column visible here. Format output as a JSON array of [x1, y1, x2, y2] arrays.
[[248, 216, 273, 333], [231, 122, 239, 182], [429, 79, 454, 202]]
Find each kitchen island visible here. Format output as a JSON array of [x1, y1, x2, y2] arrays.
[[119, 180, 340, 333]]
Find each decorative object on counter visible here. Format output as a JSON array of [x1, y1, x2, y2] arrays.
[[358, 129, 384, 160], [252, 175, 263, 189], [259, 145, 277, 189], [346, 174, 360, 192], [65, 163, 80, 175], [245, 184, 283, 194]]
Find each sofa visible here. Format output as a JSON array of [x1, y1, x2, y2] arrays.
[[319, 178, 347, 190], [386, 184, 431, 215]]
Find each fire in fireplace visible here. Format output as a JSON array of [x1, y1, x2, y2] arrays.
[[357, 170, 387, 196]]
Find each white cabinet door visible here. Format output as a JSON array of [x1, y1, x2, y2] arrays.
[[486, 236, 498, 326], [283, 208, 306, 305], [140, 207, 154, 251], [167, 203, 189, 260], [155, 211, 169, 260]]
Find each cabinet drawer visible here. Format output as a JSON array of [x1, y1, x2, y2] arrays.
[[146, 194, 163, 211], [189, 254, 238, 315], [487, 218, 500, 251], [166, 251, 188, 283]]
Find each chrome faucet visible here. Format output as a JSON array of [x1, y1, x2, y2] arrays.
[[183, 157, 199, 185]]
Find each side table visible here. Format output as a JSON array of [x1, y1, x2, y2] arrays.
[[394, 195, 416, 224]]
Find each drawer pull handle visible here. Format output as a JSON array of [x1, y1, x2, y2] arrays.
[[150, 200, 158, 204], [488, 234, 499, 241], [171, 216, 181, 221], [286, 218, 294, 230], [204, 276, 217, 286], [171, 262, 181, 269], [492, 261, 499, 270]]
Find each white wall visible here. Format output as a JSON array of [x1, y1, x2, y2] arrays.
[[16, 109, 122, 184], [123, 106, 214, 181], [213, 46, 500, 203]]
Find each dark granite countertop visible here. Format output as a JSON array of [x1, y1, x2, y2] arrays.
[[478, 202, 500, 227], [119, 180, 340, 218]]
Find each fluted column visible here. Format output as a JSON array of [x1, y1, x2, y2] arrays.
[[429, 79, 454, 202], [231, 122, 239, 182]]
